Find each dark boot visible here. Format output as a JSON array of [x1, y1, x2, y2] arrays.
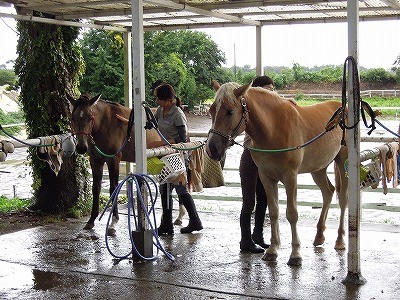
[[240, 212, 264, 253], [252, 229, 269, 249], [251, 179, 269, 249], [251, 208, 269, 248], [157, 185, 174, 236], [179, 193, 203, 234]]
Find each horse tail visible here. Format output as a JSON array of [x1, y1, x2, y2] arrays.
[[334, 161, 341, 199]]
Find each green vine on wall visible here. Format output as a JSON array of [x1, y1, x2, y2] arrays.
[[14, 11, 90, 213]]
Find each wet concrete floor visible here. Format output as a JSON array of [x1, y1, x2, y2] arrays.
[[0, 205, 400, 299]]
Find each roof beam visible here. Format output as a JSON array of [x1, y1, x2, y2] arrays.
[[144, 0, 261, 26], [30, 0, 131, 11], [380, 1, 400, 9], [0, 11, 128, 32]]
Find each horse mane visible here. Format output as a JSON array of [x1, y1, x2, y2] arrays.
[[104, 100, 121, 107], [75, 94, 121, 108], [215, 82, 240, 105]]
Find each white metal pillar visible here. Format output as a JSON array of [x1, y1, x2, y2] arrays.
[[131, 0, 153, 257], [123, 29, 134, 174], [131, 1, 147, 175], [343, 0, 366, 285], [255, 25, 262, 76]]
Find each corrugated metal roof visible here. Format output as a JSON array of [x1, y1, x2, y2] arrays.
[[1, 0, 399, 30]]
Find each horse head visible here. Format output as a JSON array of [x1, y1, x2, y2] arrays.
[[68, 93, 101, 154], [206, 81, 252, 161]]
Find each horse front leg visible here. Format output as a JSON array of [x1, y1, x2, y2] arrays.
[[106, 158, 121, 236], [311, 168, 335, 247], [259, 175, 280, 262], [85, 158, 104, 230], [284, 176, 302, 266]]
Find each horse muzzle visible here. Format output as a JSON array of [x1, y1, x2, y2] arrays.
[[74, 135, 89, 154], [206, 133, 229, 161]]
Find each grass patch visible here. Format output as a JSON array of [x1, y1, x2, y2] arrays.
[[0, 109, 25, 136], [0, 195, 31, 213]]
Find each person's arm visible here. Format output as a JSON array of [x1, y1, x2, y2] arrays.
[[175, 125, 188, 143]]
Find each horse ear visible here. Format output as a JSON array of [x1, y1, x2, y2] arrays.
[[66, 94, 76, 106], [234, 81, 252, 98], [89, 94, 101, 105], [212, 80, 220, 92]]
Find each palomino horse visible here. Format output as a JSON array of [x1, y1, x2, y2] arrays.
[[206, 81, 348, 266], [68, 94, 160, 234]]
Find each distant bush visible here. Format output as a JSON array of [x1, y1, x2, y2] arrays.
[[360, 68, 397, 84], [0, 69, 18, 89], [226, 63, 399, 89]]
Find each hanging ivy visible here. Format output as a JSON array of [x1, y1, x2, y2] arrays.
[[14, 11, 90, 213]]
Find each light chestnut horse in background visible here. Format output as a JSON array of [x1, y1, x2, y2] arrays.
[[206, 81, 348, 266], [68, 94, 160, 234]]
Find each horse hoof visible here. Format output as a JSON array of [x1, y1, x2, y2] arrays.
[[83, 223, 94, 230], [313, 236, 325, 247], [334, 242, 346, 250], [107, 228, 117, 236], [287, 257, 302, 266], [173, 219, 182, 226], [262, 252, 277, 262]]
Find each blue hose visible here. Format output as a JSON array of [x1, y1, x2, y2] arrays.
[[99, 173, 175, 261]]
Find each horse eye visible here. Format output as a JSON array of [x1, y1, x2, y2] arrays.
[[227, 109, 234, 115]]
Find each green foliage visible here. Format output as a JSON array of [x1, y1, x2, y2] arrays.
[[79, 29, 226, 108], [15, 16, 89, 213], [269, 68, 294, 89], [0, 109, 24, 135], [79, 30, 124, 103], [0, 69, 18, 88], [360, 68, 397, 83], [292, 63, 343, 83], [0, 195, 31, 213], [224, 63, 399, 91], [144, 30, 225, 108]]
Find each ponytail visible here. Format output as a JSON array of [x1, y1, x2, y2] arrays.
[[175, 96, 183, 109]]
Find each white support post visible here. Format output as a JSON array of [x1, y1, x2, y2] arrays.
[[255, 25, 262, 76], [123, 29, 134, 175], [343, 0, 366, 285], [131, 0, 153, 258]]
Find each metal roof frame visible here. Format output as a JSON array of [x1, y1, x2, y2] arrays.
[[0, 1, 399, 30], [1, 0, 398, 285]]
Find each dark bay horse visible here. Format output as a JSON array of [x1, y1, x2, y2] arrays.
[[68, 94, 160, 234], [206, 81, 348, 266]]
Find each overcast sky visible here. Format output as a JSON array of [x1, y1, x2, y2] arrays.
[[1, 4, 400, 70], [199, 19, 400, 70]]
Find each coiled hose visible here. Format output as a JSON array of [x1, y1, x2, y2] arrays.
[[99, 173, 175, 261]]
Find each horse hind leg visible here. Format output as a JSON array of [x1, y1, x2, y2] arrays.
[[311, 168, 335, 247], [333, 159, 348, 250]]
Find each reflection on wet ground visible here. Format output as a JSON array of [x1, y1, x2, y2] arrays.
[[0, 208, 400, 299]]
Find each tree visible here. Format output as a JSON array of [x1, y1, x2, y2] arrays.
[[79, 29, 226, 108], [79, 30, 125, 103], [15, 14, 89, 214], [0, 68, 17, 88], [144, 30, 226, 107]]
